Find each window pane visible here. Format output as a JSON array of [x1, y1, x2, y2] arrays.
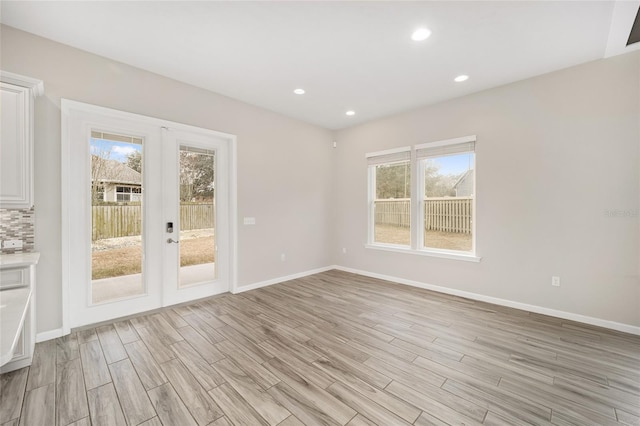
[[373, 161, 410, 246], [423, 153, 473, 252], [179, 147, 216, 287], [90, 135, 144, 304]]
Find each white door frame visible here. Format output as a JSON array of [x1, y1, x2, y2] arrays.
[[61, 99, 237, 334]]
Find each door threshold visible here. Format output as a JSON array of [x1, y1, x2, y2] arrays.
[[70, 291, 231, 333]]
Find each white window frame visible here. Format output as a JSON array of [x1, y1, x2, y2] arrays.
[[366, 146, 412, 249], [366, 136, 481, 263]]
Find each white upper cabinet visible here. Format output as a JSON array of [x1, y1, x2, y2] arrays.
[[0, 72, 43, 209]]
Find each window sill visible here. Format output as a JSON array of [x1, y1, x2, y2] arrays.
[[364, 244, 482, 263]]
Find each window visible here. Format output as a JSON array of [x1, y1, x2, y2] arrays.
[[367, 148, 411, 247], [367, 136, 478, 261], [115, 185, 141, 202], [131, 187, 142, 202], [417, 138, 475, 253], [94, 184, 105, 203]]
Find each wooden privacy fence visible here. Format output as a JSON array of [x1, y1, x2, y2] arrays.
[[424, 197, 472, 234], [374, 199, 411, 228], [92, 202, 214, 241], [180, 202, 215, 233], [375, 197, 472, 234]]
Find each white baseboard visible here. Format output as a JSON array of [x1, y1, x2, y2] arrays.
[[233, 266, 335, 294], [39, 266, 640, 341], [333, 265, 640, 336], [36, 327, 65, 343]]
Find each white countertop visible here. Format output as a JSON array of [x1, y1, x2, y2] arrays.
[[0, 287, 31, 366], [0, 252, 40, 268]]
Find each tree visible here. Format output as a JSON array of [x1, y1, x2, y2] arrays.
[[127, 149, 214, 201], [375, 162, 411, 199], [91, 146, 112, 204], [424, 160, 460, 198], [126, 151, 142, 173], [179, 151, 215, 201], [375, 160, 463, 199]]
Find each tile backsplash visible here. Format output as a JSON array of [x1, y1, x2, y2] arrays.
[[0, 208, 35, 254]]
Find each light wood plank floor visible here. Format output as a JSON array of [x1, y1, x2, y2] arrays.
[[2, 270, 639, 425]]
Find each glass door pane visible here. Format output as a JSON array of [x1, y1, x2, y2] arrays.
[[90, 131, 145, 304], [179, 145, 216, 287]]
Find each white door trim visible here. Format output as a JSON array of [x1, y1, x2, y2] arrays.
[[61, 99, 237, 334]]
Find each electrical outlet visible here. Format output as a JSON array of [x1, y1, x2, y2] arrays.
[[3, 240, 23, 249], [243, 217, 256, 225], [280, 253, 286, 261], [551, 276, 560, 287]]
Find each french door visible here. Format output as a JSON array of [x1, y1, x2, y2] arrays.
[[162, 128, 230, 305], [62, 100, 235, 330]]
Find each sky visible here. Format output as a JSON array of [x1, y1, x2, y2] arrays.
[[90, 138, 142, 163], [430, 153, 473, 175]]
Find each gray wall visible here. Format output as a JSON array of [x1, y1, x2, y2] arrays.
[[2, 24, 639, 333], [1, 25, 334, 333], [331, 52, 640, 327]]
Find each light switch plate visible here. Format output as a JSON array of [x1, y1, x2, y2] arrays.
[[243, 217, 256, 225]]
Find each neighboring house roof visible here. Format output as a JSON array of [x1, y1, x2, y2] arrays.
[[92, 156, 141, 185], [453, 169, 473, 189]]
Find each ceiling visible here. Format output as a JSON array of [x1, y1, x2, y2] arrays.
[[1, 1, 639, 130]]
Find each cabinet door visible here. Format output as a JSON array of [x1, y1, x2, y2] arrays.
[[0, 82, 32, 208]]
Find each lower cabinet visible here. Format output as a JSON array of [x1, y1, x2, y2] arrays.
[[1, 306, 34, 373], [0, 255, 39, 374]]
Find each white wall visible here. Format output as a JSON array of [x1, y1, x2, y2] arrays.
[[1, 25, 334, 333], [331, 52, 640, 327]]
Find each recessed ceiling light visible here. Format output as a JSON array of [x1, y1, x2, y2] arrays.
[[293, 88, 305, 95], [411, 28, 431, 41], [346, 110, 355, 116], [454, 75, 469, 82]]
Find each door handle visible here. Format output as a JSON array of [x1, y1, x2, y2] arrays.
[[167, 238, 180, 244]]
